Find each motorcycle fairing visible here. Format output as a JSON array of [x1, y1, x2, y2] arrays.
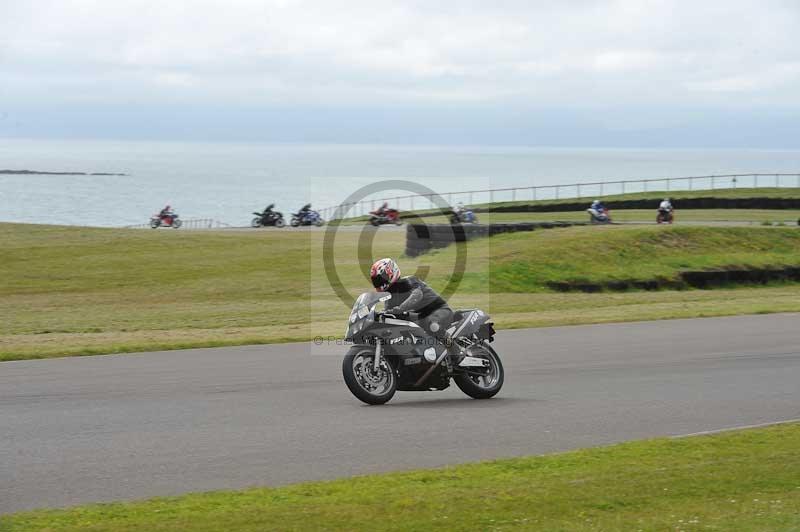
[[447, 309, 490, 339]]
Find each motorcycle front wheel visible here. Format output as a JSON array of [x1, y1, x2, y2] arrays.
[[251, 217, 262, 228], [149, 219, 160, 229], [342, 346, 397, 405], [172, 219, 182, 229], [370, 218, 380, 227], [315, 219, 324, 227], [454, 343, 504, 399]]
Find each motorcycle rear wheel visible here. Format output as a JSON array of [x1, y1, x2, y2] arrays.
[[274, 218, 285, 228], [454, 343, 504, 399], [290, 218, 300, 227], [342, 346, 397, 405]]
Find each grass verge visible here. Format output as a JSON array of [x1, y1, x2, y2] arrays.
[[2, 223, 799, 361], [4, 422, 800, 531], [448, 225, 800, 292]]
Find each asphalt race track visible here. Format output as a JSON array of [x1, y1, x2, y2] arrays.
[[2, 313, 799, 514]]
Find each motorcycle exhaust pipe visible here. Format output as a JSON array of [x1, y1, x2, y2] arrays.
[[414, 345, 450, 387]]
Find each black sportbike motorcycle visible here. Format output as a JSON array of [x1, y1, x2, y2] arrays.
[[251, 206, 285, 228], [342, 292, 504, 405]]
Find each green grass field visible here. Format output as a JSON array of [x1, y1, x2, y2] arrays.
[[2, 223, 799, 360], [4, 422, 799, 531], [455, 224, 800, 291]]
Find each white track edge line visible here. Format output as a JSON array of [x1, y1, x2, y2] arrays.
[[671, 418, 800, 439]]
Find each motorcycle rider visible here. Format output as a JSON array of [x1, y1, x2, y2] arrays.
[[159, 204, 174, 222], [370, 258, 454, 345], [260, 203, 276, 222], [657, 198, 673, 223], [297, 203, 312, 222], [588, 199, 608, 220], [375, 202, 389, 216]]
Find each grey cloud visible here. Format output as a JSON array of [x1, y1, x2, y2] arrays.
[[1, 0, 799, 143]]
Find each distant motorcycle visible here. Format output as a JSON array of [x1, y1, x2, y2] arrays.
[[587, 207, 612, 224], [291, 208, 324, 227], [369, 208, 402, 226], [150, 213, 182, 229], [656, 208, 674, 224], [251, 205, 285, 228], [450, 208, 478, 224], [342, 292, 503, 405]]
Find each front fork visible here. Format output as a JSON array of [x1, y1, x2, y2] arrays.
[[373, 339, 383, 371]]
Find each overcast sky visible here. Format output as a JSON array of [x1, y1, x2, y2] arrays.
[[2, 0, 799, 146]]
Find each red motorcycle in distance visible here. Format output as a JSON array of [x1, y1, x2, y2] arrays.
[[369, 207, 403, 226], [656, 208, 674, 224], [150, 212, 182, 229]]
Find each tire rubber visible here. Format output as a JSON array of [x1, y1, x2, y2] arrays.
[[454, 344, 504, 399], [342, 346, 397, 405]]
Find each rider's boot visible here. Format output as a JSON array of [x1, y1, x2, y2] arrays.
[[442, 332, 467, 363]]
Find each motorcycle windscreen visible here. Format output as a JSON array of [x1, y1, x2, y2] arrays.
[[347, 292, 390, 340], [349, 291, 389, 321]]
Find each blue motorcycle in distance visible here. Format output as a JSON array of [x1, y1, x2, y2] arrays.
[[291, 204, 325, 227], [450, 204, 478, 224]]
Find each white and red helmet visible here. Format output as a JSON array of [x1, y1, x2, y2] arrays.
[[370, 258, 400, 291]]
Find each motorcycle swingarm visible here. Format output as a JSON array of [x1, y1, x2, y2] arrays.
[[397, 381, 450, 392]]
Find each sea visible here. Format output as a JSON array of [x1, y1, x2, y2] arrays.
[[1, 139, 799, 227]]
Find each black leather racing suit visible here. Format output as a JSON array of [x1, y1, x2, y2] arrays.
[[385, 276, 453, 338]]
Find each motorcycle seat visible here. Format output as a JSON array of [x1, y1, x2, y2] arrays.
[[452, 309, 476, 321], [449, 309, 480, 336]]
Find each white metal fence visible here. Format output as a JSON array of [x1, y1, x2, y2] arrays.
[[124, 218, 232, 229], [318, 173, 800, 221]]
